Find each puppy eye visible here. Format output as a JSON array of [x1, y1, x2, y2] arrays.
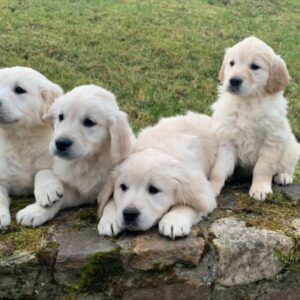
[[58, 114, 64, 121], [120, 183, 128, 192], [14, 86, 26, 94], [229, 60, 235, 66], [83, 118, 96, 127], [148, 185, 160, 195], [250, 63, 260, 70]]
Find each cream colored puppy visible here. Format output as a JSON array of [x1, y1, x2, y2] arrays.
[[209, 36, 300, 201], [98, 112, 218, 238], [0, 66, 63, 228], [17, 85, 134, 227]]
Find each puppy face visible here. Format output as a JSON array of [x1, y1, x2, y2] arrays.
[[219, 36, 289, 96], [48, 85, 132, 161], [0, 67, 62, 126], [112, 149, 180, 231]]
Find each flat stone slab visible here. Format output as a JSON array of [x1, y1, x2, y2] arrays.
[[210, 217, 294, 286], [54, 227, 118, 284], [130, 233, 205, 271]]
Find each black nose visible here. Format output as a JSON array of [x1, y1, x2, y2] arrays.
[[229, 77, 243, 88], [55, 138, 73, 152], [123, 208, 140, 224]]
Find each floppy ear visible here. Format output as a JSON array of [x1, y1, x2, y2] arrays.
[[40, 81, 63, 121], [265, 55, 290, 94], [218, 47, 231, 82], [109, 111, 135, 165], [172, 167, 216, 213], [97, 174, 115, 218], [218, 59, 225, 82]]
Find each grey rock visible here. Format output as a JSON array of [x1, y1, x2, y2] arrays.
[[210, 217, 293, 286], [123, 282, 212, 300], [54, 227, 118, 285], [0, 251, 40, 298], [0, 241, 13, 256], [276, 185, 300, 204], [129, 232, 205, 271]]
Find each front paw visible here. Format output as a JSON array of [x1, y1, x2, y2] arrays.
[[249, 184, 272, 201], [97, 216, 121, 237], [35, 181, 64, 207], [0, 212, 11, 229], [17, 204, 51, 227], [274, 173, 293, 186], [159, 212, 192, 239]]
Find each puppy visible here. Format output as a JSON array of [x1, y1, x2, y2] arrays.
[[98, 112, 218, 239], [17, 85, 134, 227], [0, 66, 63, 228], [209, 36, 300, 200]]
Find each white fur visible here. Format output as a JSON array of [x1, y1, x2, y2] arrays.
[[0, 67, 63, 228], [17, 85, 134, 227], [209, 36, 300, 200], [98, 112, 218, 238]]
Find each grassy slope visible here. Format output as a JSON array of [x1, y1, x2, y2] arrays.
[[0, 0, 299, 131]]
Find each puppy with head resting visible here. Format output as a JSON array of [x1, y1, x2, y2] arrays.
[[17, 85, 134, 227], [209, 36, 300, 200], [0, 66, 63, 229], [98, 112, 218, 239]]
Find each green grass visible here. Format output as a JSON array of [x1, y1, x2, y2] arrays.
[[0, 1, 299, 241], [0, 0, 299, 132]]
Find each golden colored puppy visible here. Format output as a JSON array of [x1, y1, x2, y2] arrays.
[[17, 85, 134, 226], [0, 66, 63, 228], [209, 36, 300, 200], [98, 112, 218, 239]]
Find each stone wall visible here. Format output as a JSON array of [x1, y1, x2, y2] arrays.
[[1, 184, 300, 299]]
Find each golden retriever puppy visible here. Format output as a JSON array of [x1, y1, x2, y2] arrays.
[[0, 66, 63, 229], [97, 112, 218, 239], [17, 85, 134, 227], [209, 36, 300, 201]]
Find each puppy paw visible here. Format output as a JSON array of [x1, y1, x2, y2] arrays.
[[97, 217, 121, 236], [249, 184, 272, 201], [35, 181, 64, 207], [17, 204, 51, 227], [159, 211, 192, 239], [274, 173, 293, 186], [0, 213, 11, 229]]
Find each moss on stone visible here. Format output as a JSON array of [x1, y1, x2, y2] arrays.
[[78, 248, 124, 293], [275, 235, 300, 271], [233, 190, 299, 232], [73, 207, 97, 225], [0, 198, 51, 254]]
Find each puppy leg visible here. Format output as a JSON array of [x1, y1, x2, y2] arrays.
[[209, 143, 236, 196], [35, 169, 64, 207], [274, 141, 300, 186], [17, 188, 78, 227], [250, 146, 278, 201], [98, 200, 121, 236], [0, 186, 11, 229], [159, 205, 202, 239]]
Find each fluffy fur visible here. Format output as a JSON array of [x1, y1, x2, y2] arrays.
[[209, 36, 300, 200], [98, 112, 218, 238], [0, 66, 63, 228], [17, 85, 134, 227]]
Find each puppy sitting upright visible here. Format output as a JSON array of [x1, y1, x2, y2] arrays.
[[17, 85, 134, 226], [98, 112, 218, 239], [0, 66, 63, 228], [209, 36, 300, 200]]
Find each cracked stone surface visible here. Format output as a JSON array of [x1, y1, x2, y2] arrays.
[[210, 217, 294, 286], [0, 184, 299, 299]]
